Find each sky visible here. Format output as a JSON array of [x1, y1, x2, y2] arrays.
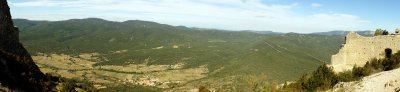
[[7, 0, 400, 33]]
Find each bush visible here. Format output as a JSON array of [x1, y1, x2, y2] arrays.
[[364, 54, 399, 72], [284, 50, 400, 91], [336, 71, 354, 82], [242, 74, 273, 92], [351, 65, 370, 79], [276, 50, 400, 92], [284, 65, 337, 91], [374, 29, 389, 36], [61, 79, 77, 92], [59, 78, 97, 92]]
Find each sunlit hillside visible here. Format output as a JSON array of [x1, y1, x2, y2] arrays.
[[14, 18, 344, 91]]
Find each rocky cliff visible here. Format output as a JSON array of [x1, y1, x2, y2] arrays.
[[0, 0, 50, 91]]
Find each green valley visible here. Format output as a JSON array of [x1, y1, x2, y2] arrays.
[[14, 18, 344, 91]]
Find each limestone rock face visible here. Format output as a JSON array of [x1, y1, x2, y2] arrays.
[[0, 0, 48, 91], [331, 67, 400, 92], [331, 32, 400, 72]]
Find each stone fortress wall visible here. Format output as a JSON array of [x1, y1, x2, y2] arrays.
[[331, 32, 400, 72]]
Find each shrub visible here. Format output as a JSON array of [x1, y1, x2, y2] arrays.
[[285, 65, 337, 91], [351, 65, 370, 79], [59, 78, 97, 92], [243, 74, 272, 92], [61, 79, 77, 92], [374, 29, 389, 36], [279, 50, 400, 91], [336, 71, 354, 82], [396, 28, 400, 34]]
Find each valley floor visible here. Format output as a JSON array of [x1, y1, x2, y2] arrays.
[[32, 53, 209, 91]]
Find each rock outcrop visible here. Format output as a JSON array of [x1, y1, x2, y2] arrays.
[[331, 67, 400, 92], [331, 32, 400, 72], [0, 0, 49, 91]]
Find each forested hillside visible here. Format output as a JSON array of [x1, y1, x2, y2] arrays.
[[14, 18, 344, 91]]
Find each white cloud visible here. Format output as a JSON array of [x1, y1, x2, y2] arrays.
[[311, 3, 322, 8], [9, 0, 371, 33]]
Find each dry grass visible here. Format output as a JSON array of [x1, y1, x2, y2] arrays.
[[98, 64, 170, 73], [33, 54, 96, 70], [32, 53, 209, 88], [154, 67, 208, 82]]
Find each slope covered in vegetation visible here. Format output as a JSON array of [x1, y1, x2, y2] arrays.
[[14, 18, 344, 90], [281, 49, 400, 92]]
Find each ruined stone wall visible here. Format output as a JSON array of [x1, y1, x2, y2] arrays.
[[331, 32, 400, 72]]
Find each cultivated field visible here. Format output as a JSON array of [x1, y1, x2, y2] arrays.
[[33, 53, 209, 89]]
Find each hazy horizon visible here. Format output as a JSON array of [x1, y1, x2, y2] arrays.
[[13, 17, 378, 34], [8, 0, 400, 33]]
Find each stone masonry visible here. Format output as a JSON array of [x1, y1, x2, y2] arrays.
[[331, 32, 400, 72]]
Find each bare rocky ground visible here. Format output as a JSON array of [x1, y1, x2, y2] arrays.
[[331, 68, 400, 92], [32, 53, 209, 90]]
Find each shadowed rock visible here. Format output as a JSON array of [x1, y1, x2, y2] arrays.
[[0, 0, 50, 91]]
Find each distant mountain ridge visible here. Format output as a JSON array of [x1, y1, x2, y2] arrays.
[[14, 18, 373, 36], [310, 30, 374, 36], [242, 30, 284, 34]]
